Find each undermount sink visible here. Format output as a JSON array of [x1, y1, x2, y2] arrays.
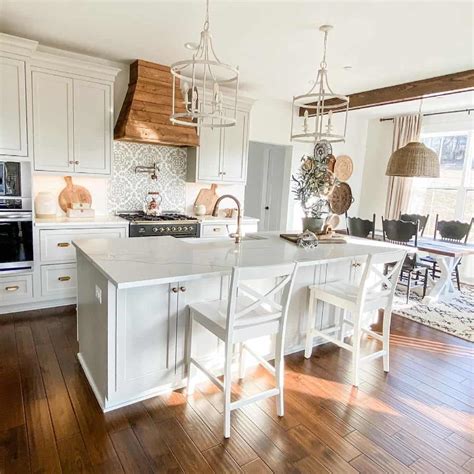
[[239, 235, 267, 241]]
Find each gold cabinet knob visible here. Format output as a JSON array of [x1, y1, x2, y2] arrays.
[[171, 287, 179, 293]]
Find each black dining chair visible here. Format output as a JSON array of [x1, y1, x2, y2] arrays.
[[382, 218, 429, 303], [424, 215, 474, 290], [345, 213, 376, 239], [400, 213, 429, 236]]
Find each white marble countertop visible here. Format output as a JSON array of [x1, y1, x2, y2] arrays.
[[73, 232, 401, 289], [34, 215, 129, 228]]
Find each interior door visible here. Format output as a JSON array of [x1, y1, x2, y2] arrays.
[[0, 57, 28, 157], [262, 146, 286, 231], [221, 108, 248, 182], [32, 71, 74, 172], [73, 79, 111, 175]]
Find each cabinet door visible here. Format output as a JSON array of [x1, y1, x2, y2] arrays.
[[115, 283, 177, 395], [221, 108, 248, 183], [73, 80, 111, 175], [32, 71, 74, 172], [0, 57, 27, 156], [197, 125, 222, 182], [175, 277, 224, 380]]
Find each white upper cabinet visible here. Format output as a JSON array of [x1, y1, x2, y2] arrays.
[[196, 123, 222, 182], [221, 108, 248, 182], [187, 101, 252, 184], [32, 71, 74, 172], [73, 80, 111, 174], [0, 57, 28, 157], [32, 70, 113, 175]]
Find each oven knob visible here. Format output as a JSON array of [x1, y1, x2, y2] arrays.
[[159, 227, 165, 232], [171, 227, 176, 232], [177, 227, 182, 231], [138, 227, 146, 234], [165, 226, 170, 231], [152, 227, 158, 233]]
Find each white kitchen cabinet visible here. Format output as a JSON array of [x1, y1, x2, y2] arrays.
[[41, 263, 77, 298], [73, 80, 111, 174], [32, 71, 74, 172], [0, 57, 28, 157], [0, 274, 33, 303], [187, 103, 252, 184], [32, 70, 113, 175]]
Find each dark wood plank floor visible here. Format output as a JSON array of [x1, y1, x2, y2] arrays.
[[0, 306, 473, 473]]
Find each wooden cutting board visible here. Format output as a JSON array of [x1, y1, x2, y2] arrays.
[[58, 176, 92, 212], [194, 184, 219, 215]]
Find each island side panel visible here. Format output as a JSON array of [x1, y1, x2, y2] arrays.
[[76, 252, 115, 410]]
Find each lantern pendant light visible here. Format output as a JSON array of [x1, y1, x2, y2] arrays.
[[291, 25, 349, 144], [170, 0, 239, 128]]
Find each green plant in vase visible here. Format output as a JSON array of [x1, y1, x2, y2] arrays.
[[292, 152, 337, 233]]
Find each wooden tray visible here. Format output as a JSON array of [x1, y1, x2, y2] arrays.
[[280, 233, 347, 244]]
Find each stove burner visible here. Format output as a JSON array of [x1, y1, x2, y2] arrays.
[[118, 212, 198, 222], [118, 211, 200, 238]]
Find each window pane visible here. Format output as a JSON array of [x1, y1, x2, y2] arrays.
[[464, 189, 473, 225], [438, 135, 467, 187], [408, 187, 458, 236]]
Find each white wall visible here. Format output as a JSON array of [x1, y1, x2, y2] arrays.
[[357, 118, 393, 220]]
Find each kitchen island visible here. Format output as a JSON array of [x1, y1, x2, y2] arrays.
[[73, 233, 398, 411]]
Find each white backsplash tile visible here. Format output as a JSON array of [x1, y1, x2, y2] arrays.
[[108, 141, 186, 213]]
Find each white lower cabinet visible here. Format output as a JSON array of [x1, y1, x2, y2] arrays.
[[102, 276, 223, 408], [39, 227, 126, 263], [41, 263, 77, 298], [0, 274, 33, 303]]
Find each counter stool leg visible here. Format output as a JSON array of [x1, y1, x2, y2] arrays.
[[275, 333, 285, 417], [351, 313, 362, 387], [223, 343, 233, 439], [337, 307, 345, 341], [304, 289, 316, 359], [186, 313, 196, 396], [382, 305, 392, 373], [238, 343, 246, 380]]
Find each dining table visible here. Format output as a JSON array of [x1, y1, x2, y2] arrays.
[[368, 231, 474, 304]]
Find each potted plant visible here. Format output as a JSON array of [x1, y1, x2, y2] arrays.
[[292, 153, 337, 233]]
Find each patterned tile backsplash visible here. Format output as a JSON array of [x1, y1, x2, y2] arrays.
[[108, 141, 187, 213]]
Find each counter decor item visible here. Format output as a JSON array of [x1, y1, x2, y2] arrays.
[[297, 230, 319, 249], [292, 140, 338, 233], [34, 192, 57, 218], [334, 155, 353, 181], [143, 192, 162, 216], [194, 204, 207, 216], [194, 183, 219, 215], [58, 176, 92, 213], [67, 208, 95, 218]]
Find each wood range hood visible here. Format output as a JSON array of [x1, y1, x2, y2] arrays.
[[114, 59, 199, 147]]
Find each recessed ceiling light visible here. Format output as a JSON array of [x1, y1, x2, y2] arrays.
[[184, 42, 199, 50]]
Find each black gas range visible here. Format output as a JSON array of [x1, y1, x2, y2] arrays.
[[118, 211, 200, 238]]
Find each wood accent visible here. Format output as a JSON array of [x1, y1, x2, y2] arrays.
[[1, 307, 473, 472], [114, 59, 199, 147], [300, 69, 474, 116]]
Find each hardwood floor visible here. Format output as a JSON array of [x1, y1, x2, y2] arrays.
[[0, 307, 472, 473]]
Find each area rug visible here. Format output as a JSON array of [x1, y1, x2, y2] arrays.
[[393, 285, 474, 342]]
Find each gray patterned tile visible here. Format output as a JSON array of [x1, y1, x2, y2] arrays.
[[108, 141, 186, 213]]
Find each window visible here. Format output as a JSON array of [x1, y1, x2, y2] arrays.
[[408, 130, 473, 238]]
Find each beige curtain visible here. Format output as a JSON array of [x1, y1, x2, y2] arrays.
[[384, 114, 422, 219]]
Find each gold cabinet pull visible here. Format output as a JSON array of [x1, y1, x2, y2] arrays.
[[58, 276, 71, 282], [57, 242, 70, 248], [5, 285, 19, 292]]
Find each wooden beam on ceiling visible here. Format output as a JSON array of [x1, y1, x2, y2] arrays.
[[299, 69, 474, 116]]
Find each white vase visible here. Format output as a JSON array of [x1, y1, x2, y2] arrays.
[[35, 192, 57, 218]]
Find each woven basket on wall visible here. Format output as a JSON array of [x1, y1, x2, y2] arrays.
[[386, 142, 440, 177]]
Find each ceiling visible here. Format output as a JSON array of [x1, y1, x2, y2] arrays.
[[1, 0, 473, 102]]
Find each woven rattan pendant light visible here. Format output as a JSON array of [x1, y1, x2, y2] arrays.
[[385, 141, 440, 177]]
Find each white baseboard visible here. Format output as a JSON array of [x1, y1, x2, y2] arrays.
[[0, 297, 76, 315]]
